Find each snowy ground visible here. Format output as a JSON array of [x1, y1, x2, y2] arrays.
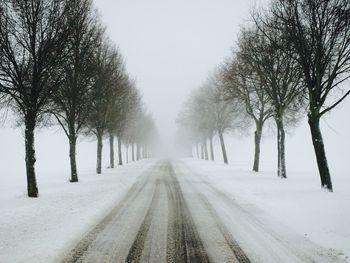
[[0, 157, 348, 262], [181, 158, 350, 262], [59, 159, 346, 262], [0, 159, 158, 263]]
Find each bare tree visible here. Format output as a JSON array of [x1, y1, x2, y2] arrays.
[[107, 76, 140, 167], [238, 25, 304, 178], [177, 71, 247, 165], [205, 71, 247, 164], [176, 89, 214, 161], [130, 109, 157, 160], [0, 0, 74, 197], [85, 39, 124, 174], [106, 73, 128, 168], [262, 0, 350, 190], [123, 99, 142, 163], [194, 87, 216, 161], [122, 82, 142, 162], [139, 114, 158, 158], [50, 0, 101, 182], [222, 46, 273, 172]]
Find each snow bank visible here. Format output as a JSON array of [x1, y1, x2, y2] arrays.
[[0, 159, 157, 263], [182, 159, 350, 261]]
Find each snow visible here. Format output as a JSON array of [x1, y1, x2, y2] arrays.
[[180, 158, 350, 262], [0, 100, 349, 262], [0, 158, 158, 263]]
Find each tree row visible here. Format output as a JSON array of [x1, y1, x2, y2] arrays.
[[0, 0, 158, 197], [177, 0, 350, 192]]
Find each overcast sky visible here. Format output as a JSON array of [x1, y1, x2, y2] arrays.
[[93, 0, 268, 144]]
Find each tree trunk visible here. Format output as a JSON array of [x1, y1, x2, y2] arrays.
[[109, 133, 114, 168], [126, 145, 129, 163], [219, 131, 228, 164], [253, 121, 263, 172], [196, 143, 199, 158], [118, 136, 123, 165], [280, 120, 286, 178], [203, 140, 209, 160], [209, 136, 214, 161], [96, 130, 103, 174], [308, 115, 333, 191], [24, 115, 38, 197], [277, 122, 281, 177], [69, 133, 78, 182], [132, 143, 135, 162], [276, 117, 287, 178]]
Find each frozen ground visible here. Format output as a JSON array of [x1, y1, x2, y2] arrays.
[[0, 157, 348, 262], [0, 159, 158, 263], [61, 160, 342, 263], [181, 158, 350, 262]]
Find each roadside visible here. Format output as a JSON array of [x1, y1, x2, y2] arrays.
[[61, 160, 248, 263], [179, 159, 350, 262], [0, 159, 158, 263], [1, 158, 348, 262], [61, 160, 341, 263]]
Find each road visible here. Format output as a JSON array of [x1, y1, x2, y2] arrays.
[[61, 160, 344, 263]]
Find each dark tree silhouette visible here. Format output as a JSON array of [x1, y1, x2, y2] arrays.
[[107, 76, 140, 167], [106, 73, 127, 169], [123, 96, 142, 163], [50, 0, 102, 182], [238, 26, 304, 178], [0, 0, 74, 197], [222, 44, 273, 172], [263, 0, 350, 190], [86, 39, 124, 174]]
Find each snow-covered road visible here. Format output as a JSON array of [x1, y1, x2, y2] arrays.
[[60, 160, 343, 263]]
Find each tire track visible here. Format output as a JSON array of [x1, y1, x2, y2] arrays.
[[125, 179, 161, 263], [126, 161, 211, 263], [165, 163, 211, 263], [61, 163, 160, 263], [179, 170, 250, 262], [61, 160, 251, 263], [173, 163, 250, 263], [178, 161, 342, 263]]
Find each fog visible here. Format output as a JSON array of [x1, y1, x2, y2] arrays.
[[93, 0, 269, 145], [93, 0, 350, 172], [1, 2, 350, 261], [0, 0, 349, 185]]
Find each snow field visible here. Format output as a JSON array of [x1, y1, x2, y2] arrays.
[[182, 158, 350, 262], [0, 159, 158, 263]]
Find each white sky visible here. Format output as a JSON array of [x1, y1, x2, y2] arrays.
[[93, 0, 268, 144]]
